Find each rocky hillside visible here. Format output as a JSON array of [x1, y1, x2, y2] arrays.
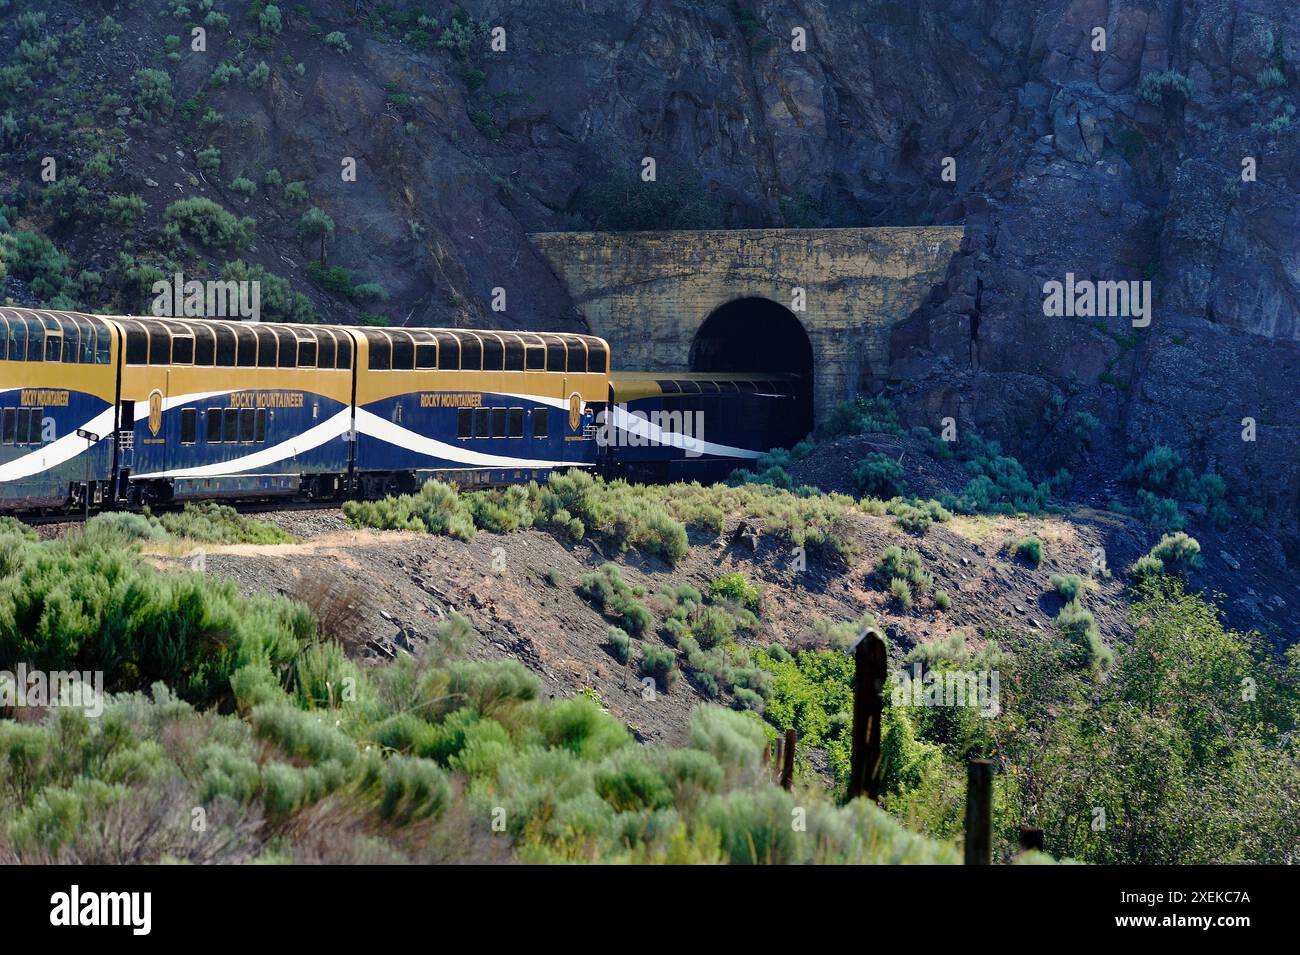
[[0, 0, 1296, 551]]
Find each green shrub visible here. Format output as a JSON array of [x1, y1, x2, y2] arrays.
[[133, 68, 174, 118], [709, 572, 762, 613], [853, 452, 906, 498], [933, 590, 952, 611], [820, 396, 902, 438], [107, 194, 147, 226], [604, 627, 630, 664], [639, 645, 678, 692], [889, 577, 913, 609], [1056, 601, 1111, 672], [325, 32, 352, 53], [163, 197, 254, 252], [1008, 535, 1043, 567], [1050, 574, 1084, 602]]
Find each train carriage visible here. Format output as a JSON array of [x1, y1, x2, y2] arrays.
[[350, 327, 609, 493], [110, 317, 355, 504], [0, 308, 118, 509], [602, 372, 805, 483]]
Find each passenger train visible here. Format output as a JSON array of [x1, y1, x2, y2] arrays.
[[0, 307, 805, 512]]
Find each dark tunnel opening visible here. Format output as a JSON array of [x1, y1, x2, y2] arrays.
[[689, 297, 815, 444]]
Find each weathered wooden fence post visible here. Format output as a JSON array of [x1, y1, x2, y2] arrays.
[[965, 760, 994, 865], [847, 627, 887, 801], [780, 729, 796, 791], [1018, 826, 1044, 855]]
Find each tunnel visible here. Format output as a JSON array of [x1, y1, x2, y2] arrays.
[[689, 296, 815, 443]]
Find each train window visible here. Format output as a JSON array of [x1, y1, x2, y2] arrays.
[[14, 408, 31, 444], [317, 331, 336, 369], [481, 335, 504, 371], [391, 334, 414, 370], [368, 334, 391, 371], [697, 380, 719, 394], [95, 325, 110, 364], [532, 409, 548, 439], [123, 326, 144, 364], [172, 335, 194, 365], [565, 341, 587, 374], [222, 408, 238, 443], [656, 379, 681, 394], [207, 408, 222, 442], [337, 335, 352, 370], [194, 327, 215, 366], [415, 343, 436, 369], [239, 407, 255, 442], [457, 408, 473, 439], [148, 327, 170, 365], [274, 328, 297, 368], [26, 318, 44, 361], [213, 326, 234, 366], [256, 328, 277, 367], [460, 336, 482, 371], [0, 314, 7, 360], [1, 408, 13, 443], [44, 333, 61, 362], [297, 338, 317, 368], [525, 344, 545, 371], [503, 337, 525, 372], [255, 408, 267, 442], [545, 339, 565, 372], [78, 320, 95, 364], [508, 407, 524, 438], [491, 407, 508, 438], [6, 320, 23, 362], [473, 407, 491, 438], [180, 408, 197, 444], [436, 334, 459, 369], [678, 380, 701, 394], [587, 340, 608, 373], [62, 323, 78, 363], [234, 326, 255, 366]]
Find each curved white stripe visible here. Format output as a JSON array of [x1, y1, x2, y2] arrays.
[[494, 392, 571, 410], [609, 406, 764, 459], [133, 410, 352, 478], [0, 389, 239, 483], [356, 408, 581, 468], [0, 407, 116, 482]]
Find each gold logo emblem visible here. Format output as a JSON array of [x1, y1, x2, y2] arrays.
[[147, 390, 163, 436], [568, 392, 584, 431]]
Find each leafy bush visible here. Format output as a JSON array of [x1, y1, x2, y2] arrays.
[[1008, 535, 1043, 567], [709, 572, 762, 614], [933, 590, 952, 611], [163, 198, 254, 252], [1132, 532, 1203, 579], [325, 32, 352, 53], [853, 452, 906, 498], [820, 396, 902, 439], [639, 645, 678, 692], [1050, 574, 1084, 603], [604, 627, 630, 664]]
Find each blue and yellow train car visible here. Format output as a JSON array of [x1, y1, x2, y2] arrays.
[[0, 308, 118, 509], [110, 317, 356, 504], [601, 372, 804, 482], [350, 328, 609, 493]]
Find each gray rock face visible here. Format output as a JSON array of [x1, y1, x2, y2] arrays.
[[3, 1, 1297, 546]]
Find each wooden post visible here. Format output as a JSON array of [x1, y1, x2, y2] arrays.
[[774, 732, 795, 789], [847, 627, 887, 801], [1018, 826, 1044, 854], [780, 729, 796, 791], [964, 760, 994, 865]]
